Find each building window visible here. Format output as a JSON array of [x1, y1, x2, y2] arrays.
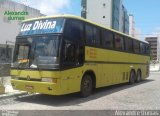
[[0, 47, 12, 63]]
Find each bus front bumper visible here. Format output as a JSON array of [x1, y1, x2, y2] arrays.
[[11, 79, 62, 95]]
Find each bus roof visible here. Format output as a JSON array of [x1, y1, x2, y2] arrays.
[[23, 14, 148, 44]]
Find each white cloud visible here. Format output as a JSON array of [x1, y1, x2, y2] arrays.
[[13, 0, 71, 15], [153, 27, 160, 34]]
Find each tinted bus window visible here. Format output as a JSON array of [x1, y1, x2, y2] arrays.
[[133, 40, 140, 53], [140, 42, 146, 54], [64, 19, 83, 41], [114, 34, 124, 50], [62, 39, 84, 67], [124, 37, 133, 52], [85, 24, 100, 46], [145, 45, 150, 55], [93, 27, 100, 45], [63, 40, 76, 66], [102, 30, 114, 49]]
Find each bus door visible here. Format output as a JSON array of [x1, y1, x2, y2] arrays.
[[61, 39, 84, 93]]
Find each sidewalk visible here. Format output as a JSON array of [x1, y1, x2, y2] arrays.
[[150, 64, 160, 72], [0, 76, 27, 99]]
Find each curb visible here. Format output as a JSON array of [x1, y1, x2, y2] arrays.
[[150, 71, 160, 73], [0, 92, 28, 100]]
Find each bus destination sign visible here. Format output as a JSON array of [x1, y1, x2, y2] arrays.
[[19, 18, 63, 35]]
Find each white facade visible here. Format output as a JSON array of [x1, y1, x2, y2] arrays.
[[0, 0, 43, 44], [145, 36, 160, 61], [0, 0, 44, 63], [134, 28, 141, 39], [86, 0, 112, 28], [119, 3, 124, 32], [157, 36, 160, 62], [82, 0, 129, 34], [129, 14, 135, 37]]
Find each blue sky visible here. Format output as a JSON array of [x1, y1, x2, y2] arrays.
[[58, 0, 160, 37], [60, 0, 81, 16], [124, 0, 160, 36]]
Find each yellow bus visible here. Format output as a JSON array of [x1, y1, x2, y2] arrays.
[[11, 15, 150, 97]]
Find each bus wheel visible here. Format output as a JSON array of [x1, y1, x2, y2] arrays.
[[136, 70, 141, 82], [129, 70, 135, 84], [80, 75, 93, 97]]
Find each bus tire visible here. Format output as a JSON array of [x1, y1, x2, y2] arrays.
[[80, 75, 93, 97], [136, 70, 141, 83], [129, 70, 135, 84]]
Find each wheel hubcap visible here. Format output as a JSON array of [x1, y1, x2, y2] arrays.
[[84, 80, 90, 89]]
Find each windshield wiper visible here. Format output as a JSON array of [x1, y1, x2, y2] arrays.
[[16, 60, 29, 69]]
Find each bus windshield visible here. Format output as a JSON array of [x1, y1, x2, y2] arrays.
[[12, 35, 60, 69]]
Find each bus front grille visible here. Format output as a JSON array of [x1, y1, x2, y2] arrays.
[[17, 77, 41, 82]]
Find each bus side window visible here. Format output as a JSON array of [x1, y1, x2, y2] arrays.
[[63, 40, 84, 67], [63, 40, 75, 62], [133, 40, 140, 54], [140, 42, 146, 54], [85, 24, 100, 46], [124, 37, 133, 52], [75, 44, 84, 65], [146, 45, 150, 55], [114, 34, 124, 50], [64, 19, 83, 41], [102, 30, 114, 49], [93, 27, 100, 46]]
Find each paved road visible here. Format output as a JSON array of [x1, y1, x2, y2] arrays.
[[0, 72, 160, 110]]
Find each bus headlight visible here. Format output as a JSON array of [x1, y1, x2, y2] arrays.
[[41, 78, 57, 83]]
